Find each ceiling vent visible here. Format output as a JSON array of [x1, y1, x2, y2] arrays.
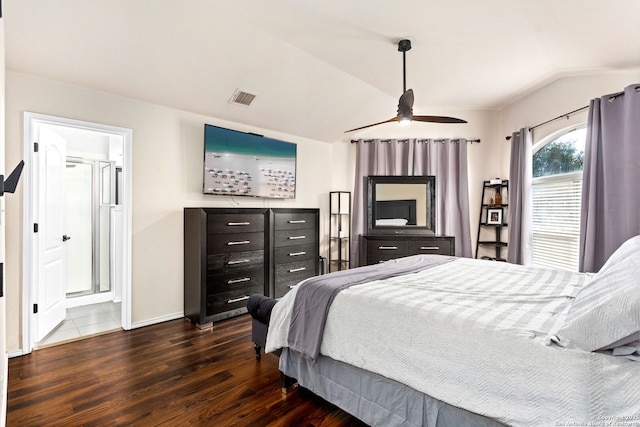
[[229, 89, 256, 107]]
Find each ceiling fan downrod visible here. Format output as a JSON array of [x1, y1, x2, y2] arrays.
[[398, 39, 412, 94]]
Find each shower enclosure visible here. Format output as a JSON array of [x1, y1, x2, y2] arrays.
[[65, 158, 115, 297]]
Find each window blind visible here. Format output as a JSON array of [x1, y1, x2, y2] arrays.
[[532, 172, 582, 271]]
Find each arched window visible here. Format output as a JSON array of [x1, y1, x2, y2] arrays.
[[532, 126, 586, 271]]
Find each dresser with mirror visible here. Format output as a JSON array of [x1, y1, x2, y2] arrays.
[[360, 175, 455, 265]]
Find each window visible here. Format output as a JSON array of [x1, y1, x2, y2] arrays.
[[532, 126, 586, 271]]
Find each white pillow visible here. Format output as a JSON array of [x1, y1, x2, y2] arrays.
[[375, 218, 409, 226], [556, 235, 640, 351], [597, 234, 640, 273]]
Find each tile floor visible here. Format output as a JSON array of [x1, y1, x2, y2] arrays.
[[37, 301, 122, 347]]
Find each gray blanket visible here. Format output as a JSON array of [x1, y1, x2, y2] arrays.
[[287, 254, 455, 359]]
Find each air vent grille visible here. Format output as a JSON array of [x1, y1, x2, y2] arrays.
[[229, 90, 256, 106]]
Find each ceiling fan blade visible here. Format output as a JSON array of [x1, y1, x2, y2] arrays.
[[398, 89, 414, 116], [344, 117, 399, 133], [412, 115, 467, 124]]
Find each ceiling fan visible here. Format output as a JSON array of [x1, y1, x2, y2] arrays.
[[345, 39, 467, 133]]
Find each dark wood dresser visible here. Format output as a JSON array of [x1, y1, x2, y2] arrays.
[[360, 234, 455, 265], [184, 207, 320, 327], [270, 209, 319, 298], [184, 208, 268, 327]]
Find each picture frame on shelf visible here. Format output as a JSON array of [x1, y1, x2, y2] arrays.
[[486, 208, 503, 225]]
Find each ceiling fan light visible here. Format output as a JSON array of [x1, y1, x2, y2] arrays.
[[398, 109, 412, 124]]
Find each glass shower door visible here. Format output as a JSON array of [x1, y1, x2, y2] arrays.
[[65, 160, 94, 295]]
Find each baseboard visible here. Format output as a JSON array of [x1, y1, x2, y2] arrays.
[[5, 314, 185, 362], [6, 350, 24, 359], [131, 312, 184, 329]]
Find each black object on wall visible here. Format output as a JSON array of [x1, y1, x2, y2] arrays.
[[0, 161, 25, 297], [1, 160, 25, 196]]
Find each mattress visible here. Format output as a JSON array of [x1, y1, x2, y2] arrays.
[[267, 256, 640, 426]]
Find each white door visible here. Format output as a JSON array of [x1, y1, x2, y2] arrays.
[[35, 126, 68, 342]]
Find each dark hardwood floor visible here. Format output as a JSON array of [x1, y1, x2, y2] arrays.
[[7, 314, 367, 427]]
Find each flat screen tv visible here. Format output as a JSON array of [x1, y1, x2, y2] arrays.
[[203, 124, 297, 199]]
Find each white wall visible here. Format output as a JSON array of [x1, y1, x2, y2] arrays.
[[4, 72, 337, 353], [500, 71, 640, 153]]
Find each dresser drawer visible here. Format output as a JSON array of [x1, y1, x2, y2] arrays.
[[205, 283, 263, 317], [207, 213, 264, 234], [274, 258, 316, 284], [274, 275, 313, 299], [207, 231, 264, 254], [207, 250, 264, 272], [366, 239, 408, 255], [207, 265, 265, 294], [274, 243, 317, 264], [365, 238, 408, 264], [367, 253, 405, 264], [274, 280, 297, 299], [274, 258, 317, 297], [408, 239, 453, 256], [274, 228, 317, 247], [274, 212, 317, 230]]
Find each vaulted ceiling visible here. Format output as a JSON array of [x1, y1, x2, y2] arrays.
[[5, 0, 640, 142]]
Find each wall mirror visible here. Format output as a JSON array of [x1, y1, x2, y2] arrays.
[[367, 175, 436, 235]]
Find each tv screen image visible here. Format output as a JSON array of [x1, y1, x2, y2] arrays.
[[203, 124, 297, 199]]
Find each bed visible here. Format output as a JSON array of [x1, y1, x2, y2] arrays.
[[375, 199, 417, 225], [257, 235, 640, 426]]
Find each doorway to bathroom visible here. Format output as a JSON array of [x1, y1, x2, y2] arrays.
[[22, 113, 132, 353]]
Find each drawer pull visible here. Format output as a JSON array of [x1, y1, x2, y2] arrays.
[[288, 235, 306, 240], [288, 220, 306, 224], [419, 246, 440, 250], [227, 295, 250, 304], [288, 251, 306, 257], [227, 259, 250, 265], [227, 240, 250, 246], [378, 246, 398, 250], [227, 277, 251, 284], [288, 267, 306, 273], [227, 222, 251, 226]]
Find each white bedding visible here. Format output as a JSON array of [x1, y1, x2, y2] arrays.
[[266, 257, 640, 426]]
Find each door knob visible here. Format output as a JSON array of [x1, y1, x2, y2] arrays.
[[62, 235, 71, 242]]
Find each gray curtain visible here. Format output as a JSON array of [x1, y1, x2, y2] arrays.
[[507, 128, 533, 265], [579, 83, 640, 273], [350, 139, 472, 267]]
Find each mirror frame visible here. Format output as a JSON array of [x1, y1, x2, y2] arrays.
[[367, 175, 436, 235]]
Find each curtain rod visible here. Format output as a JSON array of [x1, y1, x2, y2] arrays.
[[505, 105, 589, 140], [350, 138, 480, 143]]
